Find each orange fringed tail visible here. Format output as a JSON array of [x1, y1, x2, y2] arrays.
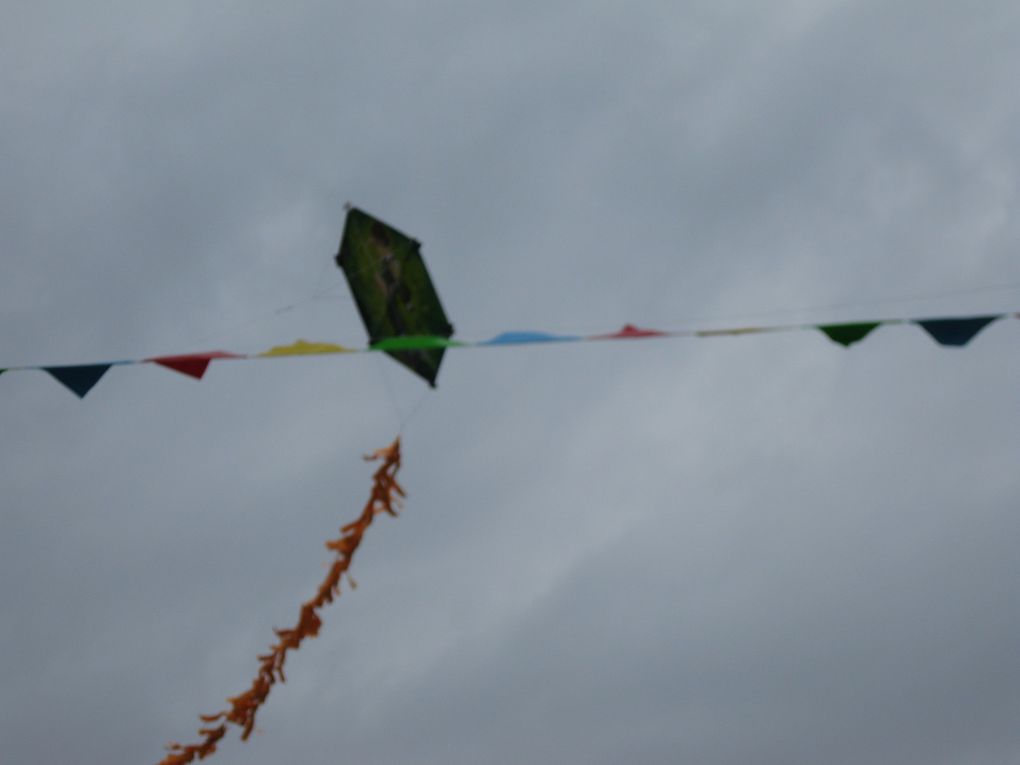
[[157, 438, 403, 765]]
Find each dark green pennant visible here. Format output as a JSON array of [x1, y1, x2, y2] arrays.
[[818, 322, 881, 347]]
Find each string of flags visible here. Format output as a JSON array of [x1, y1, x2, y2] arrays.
[[6, 209, 1014, 397], [1, 311, 1013, 399]]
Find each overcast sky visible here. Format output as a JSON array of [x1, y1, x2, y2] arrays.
[[2, 2, 1019, 763]]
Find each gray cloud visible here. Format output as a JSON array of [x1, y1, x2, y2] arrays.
[[1, 2, 1019, 763]]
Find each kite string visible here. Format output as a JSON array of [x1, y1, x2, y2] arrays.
[[157, 438, 404, 765], [399, 386, 431, 436], [182, 258, 350, 350], [372, 354, 406, 432]]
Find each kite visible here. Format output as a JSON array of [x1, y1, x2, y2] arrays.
[[156, 207, 454, 764], [335, 206, 454, 386]]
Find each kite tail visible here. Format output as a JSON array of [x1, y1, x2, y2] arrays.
[[158, 438, 404, 765]]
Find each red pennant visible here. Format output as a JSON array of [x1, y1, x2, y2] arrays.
[[595, 323, 667, 340], [148, 351, 240, 380]]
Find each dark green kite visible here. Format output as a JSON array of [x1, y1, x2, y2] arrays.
[[335, 206, 454, 386]]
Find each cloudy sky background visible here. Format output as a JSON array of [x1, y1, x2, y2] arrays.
[[2, 2, 1019, 763]]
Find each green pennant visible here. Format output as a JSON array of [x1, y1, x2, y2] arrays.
[[818, 322, 881, 347], [370, 335, 463, 351]]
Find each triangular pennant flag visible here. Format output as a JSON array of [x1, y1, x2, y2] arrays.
[[595, 324, 666, 340], [149, 351, 240, 380], [259, 340, 352, 357], [818, 322, 881, 347], [696, 326, 766, 337], [916, 315, 1000, 346], [45, 364, 112, 398], [481, 331, 581, 345], [370, 335, 463, 351]]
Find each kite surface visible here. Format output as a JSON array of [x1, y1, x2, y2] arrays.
[[335, 206, 454, 386]]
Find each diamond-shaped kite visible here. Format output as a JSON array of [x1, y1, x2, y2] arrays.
[[335, 206, 454, 386]]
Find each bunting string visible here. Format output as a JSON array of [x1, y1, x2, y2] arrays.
[[158, 438, 404, 765], [3, 312, 1016, 398]]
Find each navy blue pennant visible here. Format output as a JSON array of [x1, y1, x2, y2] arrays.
[[916, 316, 1000, 347], [45, 364, 112, 398]]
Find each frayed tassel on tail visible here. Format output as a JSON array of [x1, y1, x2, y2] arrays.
[[158, 438, 403, 765]]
